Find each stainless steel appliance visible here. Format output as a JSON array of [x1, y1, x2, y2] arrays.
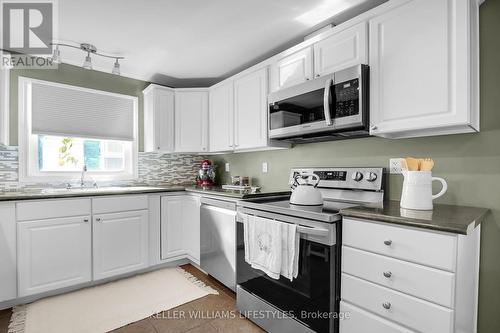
[[236, 167, 384, 333], [268, 64, 369, 143], [200, 197, 237, 291]]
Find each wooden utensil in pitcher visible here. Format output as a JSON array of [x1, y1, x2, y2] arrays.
[[405, 157, 420, 171], [420, 158, 435, 171]]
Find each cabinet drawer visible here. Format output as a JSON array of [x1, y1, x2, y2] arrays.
[[17, 198, 91, 221], [340, 301, 415, 333], [342, 246, 455, 307], [341, 273, 453, 333], [92, 195, 148, 214], [342, 218, 457, 271]]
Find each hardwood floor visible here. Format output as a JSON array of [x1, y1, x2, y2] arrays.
[[0, 264, 265, 333]]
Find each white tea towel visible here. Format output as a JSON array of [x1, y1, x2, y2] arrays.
[[247, 215, 282, 279], [243, 214, 300, 281], [280, 222, 300, 281]]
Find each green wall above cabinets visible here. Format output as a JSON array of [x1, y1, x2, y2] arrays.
[[9, 63, 150, 151]]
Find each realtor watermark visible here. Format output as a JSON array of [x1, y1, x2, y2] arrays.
[[1, 0, 58, 69], [150, 309, 352, 321]]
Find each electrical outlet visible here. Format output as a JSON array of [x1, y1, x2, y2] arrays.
[[262, 162, 268, 173], [225, 163, 230, 172], [389, 158, 404, 174]]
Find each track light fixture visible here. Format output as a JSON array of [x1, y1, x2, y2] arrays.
[[50, 42, 125, 75]]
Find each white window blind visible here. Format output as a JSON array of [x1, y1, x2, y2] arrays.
[[30, 81, 136, 141]]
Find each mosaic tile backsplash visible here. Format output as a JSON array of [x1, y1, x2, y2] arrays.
[[0, 146, 204, 191]]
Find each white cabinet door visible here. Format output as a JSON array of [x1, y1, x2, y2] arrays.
[[175, 90, 209, 153], [234, 68, 268, 150], [17, 215, 92, 297], [369, 0, 479, 138], [143, 85, 175, 152], [313, 22, 368, 77], [0, 69, 9, 145], [160, 195, 200, 263], [93, 210, 149, 280], [272, 46, 313, 91], [160, 196, 185, 260], [182, 196, 200, 264], [209, 81, 234, 152], [0, 203, 16, 302]]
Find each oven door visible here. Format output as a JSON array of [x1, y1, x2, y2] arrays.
[[236, 218, 339, 333]]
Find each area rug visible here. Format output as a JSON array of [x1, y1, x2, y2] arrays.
[[8, 267, 218, 333]]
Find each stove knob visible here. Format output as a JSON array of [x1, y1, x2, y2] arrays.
[[365, 172, 378, 182], [351, 171, 363, 182]]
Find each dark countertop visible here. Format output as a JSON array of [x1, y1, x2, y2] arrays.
[[340, 200, 489, 235], [0, 185, 290, 202], [185, 186, 290, 199], [0, 185, 186, 201]]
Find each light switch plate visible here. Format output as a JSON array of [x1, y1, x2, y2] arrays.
[[389, 158, 404, 174], [262, 162, 268, 173], [225, 163, 230, 172]]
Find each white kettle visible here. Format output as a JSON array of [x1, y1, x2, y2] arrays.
[[400, 171, 447, 210], [290, 173, 323, 206]]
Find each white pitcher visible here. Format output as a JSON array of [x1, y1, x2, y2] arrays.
[[400, 171, 447, 210]]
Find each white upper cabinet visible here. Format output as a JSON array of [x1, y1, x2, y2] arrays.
[[175, 89, 209, 153], [234, 68, 268, 150], [313, 22, 368, 77], [271, 46, 313, 91], [143, 84, 175, 153], [369, 0, 479, 138], [209, 80, 234, 152]]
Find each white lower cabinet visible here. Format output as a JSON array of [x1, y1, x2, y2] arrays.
[[341, 218, 480, 333], [340, 301, 414, 333], [17, 215, 92, 297], [0, 203, 16, 302], [160, 195, 200, 264], [93, 210, 149, 280]]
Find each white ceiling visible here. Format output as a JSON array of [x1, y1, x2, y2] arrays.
[[56, 0, 384, 87]]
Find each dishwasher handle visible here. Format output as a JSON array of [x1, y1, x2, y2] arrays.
[[200, 197, 237, 211]]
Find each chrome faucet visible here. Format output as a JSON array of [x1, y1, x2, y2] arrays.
[[80, 165, 87, 187]]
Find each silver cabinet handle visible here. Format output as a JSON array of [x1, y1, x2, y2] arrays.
[[96, 217, 102, 222], [316, 74, 321, 78], [382, 302, 391, 310], [383, 271, 392, 278], [371, 125, 378, 131], [384, 239, 392, 246], [83, 218, 89, 223]]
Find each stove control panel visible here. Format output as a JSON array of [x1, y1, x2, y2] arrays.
[[290, 167, 384, 191]]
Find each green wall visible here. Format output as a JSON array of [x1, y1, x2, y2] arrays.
[[210, 1, 500, 331], [9, 63, 150, 151]]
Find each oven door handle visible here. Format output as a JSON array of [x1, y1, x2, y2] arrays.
[[323, 77, 334, 127], [297, 225, 329, 237]]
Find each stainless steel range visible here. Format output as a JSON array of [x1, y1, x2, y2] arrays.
[[235, 167, 384, 333]]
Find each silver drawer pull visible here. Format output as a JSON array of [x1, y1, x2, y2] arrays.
[[384, 239, 392, 246], [83, 218, 89, 223], [382, 302, 391, 310], [96, 218, 102, 222], [383, 271, 392, 278]]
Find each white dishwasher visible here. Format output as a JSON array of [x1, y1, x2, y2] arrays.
[[200, 197, 237, 291]]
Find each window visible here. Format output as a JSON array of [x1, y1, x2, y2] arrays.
[[18, 77, 138, 182], [36, 135, 129, 172]]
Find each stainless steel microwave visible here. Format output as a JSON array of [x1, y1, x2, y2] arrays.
[[268, 64, 369, 142]]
